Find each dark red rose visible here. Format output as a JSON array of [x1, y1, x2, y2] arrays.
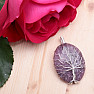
[[0, 0, 82, 43]]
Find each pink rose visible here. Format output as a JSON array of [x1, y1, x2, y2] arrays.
[[0, 0, 82, 43]]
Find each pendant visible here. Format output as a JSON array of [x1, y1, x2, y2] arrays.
[[53, 37, 85, 84]]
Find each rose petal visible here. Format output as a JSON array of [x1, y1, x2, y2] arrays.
[[16, 12, 29, 41], [68, 0, 82, 7], [3, 21, 24, 42], [23, 0, 67, 23], [32, 0, 61, 4], [41, 15, 51, 23], [51, 12, 60, 20], [41, 12, 59, 23], [58, 6, 76, 27], [70, 9, 77, 22], [4, 0, 23, 28], [0, 0, 8, 35], [26, 18, 58, 43], [42, 18, 58, 35], [26, 20, 41, 33], [73, 0, 82, 7]]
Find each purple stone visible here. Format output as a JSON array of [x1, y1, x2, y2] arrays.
[[54, 43, 85, 84]]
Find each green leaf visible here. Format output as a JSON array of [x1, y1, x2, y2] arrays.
[[0, 37, 14, 87], [0, 0, 5, 11]]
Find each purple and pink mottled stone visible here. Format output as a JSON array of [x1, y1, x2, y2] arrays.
[[54, 43, 85, 84]]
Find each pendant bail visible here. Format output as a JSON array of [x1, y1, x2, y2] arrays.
[[60, 36, 65, 44]]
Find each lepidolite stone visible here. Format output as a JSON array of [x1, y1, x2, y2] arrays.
[[54, 43, 85, 84]]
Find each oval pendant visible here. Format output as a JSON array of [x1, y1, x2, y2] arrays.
[[53, 37, 85, 84]]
